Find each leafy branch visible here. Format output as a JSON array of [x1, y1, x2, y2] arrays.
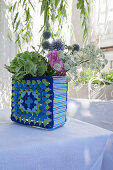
[[9, 0, 34, 50], [39, 0, 67, 39], [77, 0, 91, 46], [8, 0, 67, 50], [8, 0, 92, 50]]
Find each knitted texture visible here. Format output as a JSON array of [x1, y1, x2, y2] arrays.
[[11, 76, 67, 129]]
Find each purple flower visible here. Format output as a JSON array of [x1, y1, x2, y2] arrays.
[[47, 49, 66, 75]]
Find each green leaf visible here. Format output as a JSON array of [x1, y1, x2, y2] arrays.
[[28, 0, 35, 10], [13, 2, 17, 12], [14, 12, 19, 24], [8, 33, 12, 41], [40, 0, 45, 15], [55, 0, 60, 7], [26, 7, 31, 22], [9, 6, 12, 12], [23, 0, 26, 6], [15, 20, 20, 32]]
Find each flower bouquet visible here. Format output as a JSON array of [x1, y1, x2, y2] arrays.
[[5, 31, 108, 129]]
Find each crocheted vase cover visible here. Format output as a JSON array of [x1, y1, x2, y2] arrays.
[[11, 76, 68, 129]]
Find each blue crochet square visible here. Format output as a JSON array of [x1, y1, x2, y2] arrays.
[[11, 76, 68, 129]]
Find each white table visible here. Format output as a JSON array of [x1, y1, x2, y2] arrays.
[[0, 109, 113, 170]]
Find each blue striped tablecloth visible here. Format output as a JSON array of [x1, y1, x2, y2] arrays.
[[0, 109, 113, 170]]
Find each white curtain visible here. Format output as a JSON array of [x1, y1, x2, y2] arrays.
[[90, 0, 113, 48], [0, 0, 17, 109]]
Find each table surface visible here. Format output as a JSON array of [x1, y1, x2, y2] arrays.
[[0, 109, 113, 170]]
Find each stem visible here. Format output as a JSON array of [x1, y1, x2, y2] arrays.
[[79, 59, 89, 65]]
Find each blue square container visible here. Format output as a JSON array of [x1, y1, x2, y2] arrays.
[[11, 76, 68, 129]]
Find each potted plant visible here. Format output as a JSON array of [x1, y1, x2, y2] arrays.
[[5, 32, 107, 129], [69, 69, 113, 100]]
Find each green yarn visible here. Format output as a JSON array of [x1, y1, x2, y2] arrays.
[[23, 117, 26, 124]]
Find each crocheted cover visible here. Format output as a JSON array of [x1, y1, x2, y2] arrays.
[[11, 76, 67, 129]]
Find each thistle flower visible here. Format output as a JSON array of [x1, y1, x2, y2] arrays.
[[73, 44, 80, 51], [49, 40, 64, 51], [42, 41, 50, 49], [43, 31, 51, 39]]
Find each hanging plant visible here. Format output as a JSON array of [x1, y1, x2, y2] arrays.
[[8, 0, 92, 50], [77, 0, 91, 46], [9, 0, 34, 50], [39, 0, 67, 39], [8, 0, 67, 50]]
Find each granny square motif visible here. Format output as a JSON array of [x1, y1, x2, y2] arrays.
[[11, 76, 68, 129]]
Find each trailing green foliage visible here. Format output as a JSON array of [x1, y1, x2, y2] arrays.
[[9, 0, 33, 50], [9, 0, 67, 50], [9, 0, 92, 49], [77, 0, 91, 46], [39, 0, 67, 39]]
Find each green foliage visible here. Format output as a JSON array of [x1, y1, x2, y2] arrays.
[[102, 70, 113, 84], [5, 34, 108, 82], [75, 69, 99, 84], [9, 0, 67, 50], [77, 0, 91, 46], [6, 51, 47, 80], [75, 69, 113, 85], [39, 0, 67, 39], [9, 0, 34, 50], [9, 0, 92, 49]]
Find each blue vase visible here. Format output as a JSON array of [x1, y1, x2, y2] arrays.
[[11, 76, 68, 129]]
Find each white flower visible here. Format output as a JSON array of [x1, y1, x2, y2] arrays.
[[82, 62, 88, 68], [66, 55, 70, 59], [64, 63, 70, 70], [74, 55, 79, 61], [66, 76, 71, 82], [67, 59, 73, 65], [53, 64, 62, 71], [58, 50, 63, 55], [90, 64, 96, 70], [104, 59, 108, 64], [59, 54, 65, 60], [70, 67, 76, 73], [57, 50, 65, 59]]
